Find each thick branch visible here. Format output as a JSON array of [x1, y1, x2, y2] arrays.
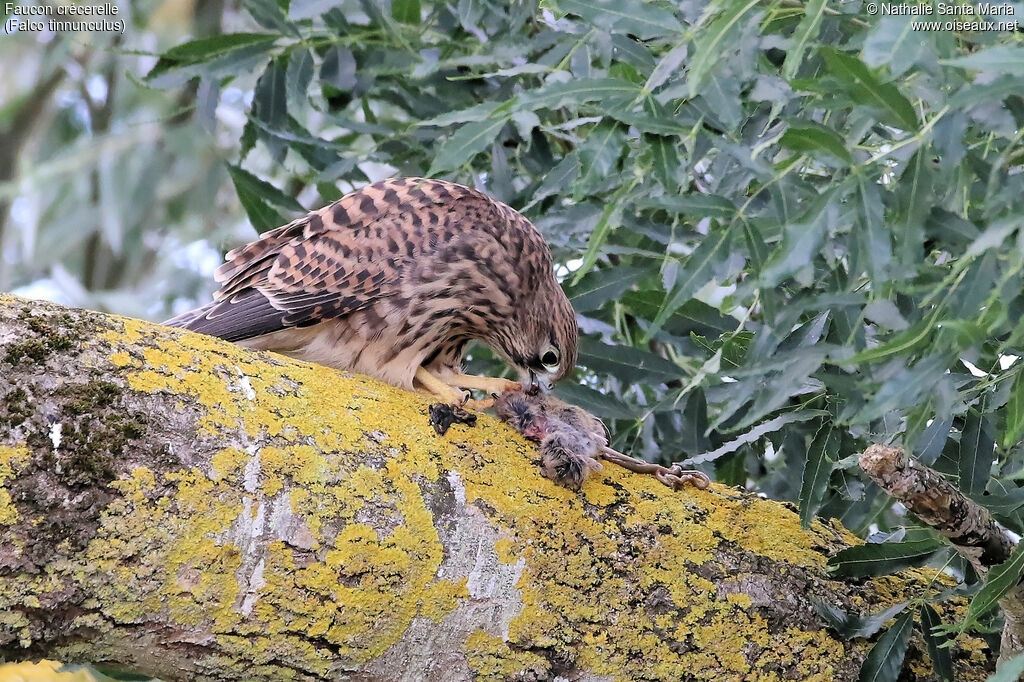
[[859, 444, 1022, 664], [0, 296, 994, 681]]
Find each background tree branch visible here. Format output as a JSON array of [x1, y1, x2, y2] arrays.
[[0, 295, 994, 680]]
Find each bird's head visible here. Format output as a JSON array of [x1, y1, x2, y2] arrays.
[[501, 285, 578, 394]]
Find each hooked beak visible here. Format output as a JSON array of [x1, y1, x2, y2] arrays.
[[522, 371, 551, 396]]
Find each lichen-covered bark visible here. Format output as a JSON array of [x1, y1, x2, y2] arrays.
[[0, 295, 994, 681]]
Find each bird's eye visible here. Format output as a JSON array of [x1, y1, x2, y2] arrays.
[[541, 348, 560, 371]]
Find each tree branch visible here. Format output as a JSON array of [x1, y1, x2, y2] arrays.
[[0, 296, 994, 681], [859, 444, 1022, 665]]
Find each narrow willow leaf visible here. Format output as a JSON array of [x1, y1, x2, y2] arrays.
[[856, 176, 891, 282], [227, 165, 287, 233], [813, 600, 908, 639], [564, 266, 646, 312], [759, 189, 835, 287], [820, 48, 918, 130], [800, 421, 837, 528], [951, 542, 1024, 634], [227, 164, 304, 213], [572, 200, 622, 285], [146, 33, 278, 79], [578, 338, 685, 384], [286, 48, 313, 111], [857, 611, 914, 682], [914, 416, 952, 466], [688, 0, 761, 97], [428, 117, 509, 175], [645, 44, 688, 92], [523, 153, 580, 210], [1004, 370, 1024, 449], [942, 46, 1024, 75], [782, 0, 825, 80], [960, 407, 995, 497], [645, 225, 734, 340], [576, 122, 626, 194], [683, 410, 827, 465], [635, 194, 736, 220], [555, 0, 683, 39], [519, 78, 643, 111], [252, 58, 287, 129], [321, 46, 356, 90], [645, 134, 680, 193], [552, 382, 641, 419], [828, 539, 943, 578], [919, 604, 954, 682], [392, 0, 421, 24], [780, 121, 852, 165]]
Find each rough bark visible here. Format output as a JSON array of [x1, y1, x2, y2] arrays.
[[0, 295, 995, 681]]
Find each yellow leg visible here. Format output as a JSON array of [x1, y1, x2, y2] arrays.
[[414, 367, 469, 405], [448, 373, 522, 395]]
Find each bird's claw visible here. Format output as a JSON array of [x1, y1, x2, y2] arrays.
[[655, 465, 711, 491]]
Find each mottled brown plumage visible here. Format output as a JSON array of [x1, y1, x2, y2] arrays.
[[166, 178, 578, 406]]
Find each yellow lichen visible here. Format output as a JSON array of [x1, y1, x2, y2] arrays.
[[0, 444, 29, 525], [0, 660, 101, 682], [0, 310, 989, 679], [464, 630, 548, 681]]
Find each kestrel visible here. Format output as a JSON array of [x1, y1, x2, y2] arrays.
[[165, 178, 579, 408]]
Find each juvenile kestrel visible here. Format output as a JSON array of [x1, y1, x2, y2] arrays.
[[165, 177, 579, 408]]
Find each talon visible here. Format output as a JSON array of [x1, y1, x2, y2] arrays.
[[465, 397, 495, 411]]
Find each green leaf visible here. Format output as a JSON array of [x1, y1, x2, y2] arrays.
[[227, 165, 287, 234], [554, 0, 683, 39], [688, 0, 762, 97], [635, 194, 737, 220], [780, 121, 852, 165], [147, 33, 278, 79], [813, 599, 908, 639], [782, 0, 825, 80], [855, 176, 892, 282], [960, 407, 995, 497], [800, 421, 838, 528], [953, 541, 1024, 634], [572, 200, 622, 285], [828, 539, 943, 578], [988, 652, 1024, 682], [564, 266, 646, 312], [919, 604, 954, 682], [286, 48, 313, 110], [321, 46, 356, 91], [942, 46, 1024, 75], [645, 224, 734, 341], [252, 58, 287, 129], [428, 117, 509, 175], [392, 0, 421, 24], [759, 189, 835, 287], [645, 134, 680, 193], [575, 121, 626, 194], [551, 382, 641, 419], [523, 154, 580, 211], [577, 338, 685, 384], [913, 416, 952, 466], [1004, 370, 1024, 449], [820, 48, 918, 130], [857, 611, 914, 682], [518, 78, 642, 111]]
